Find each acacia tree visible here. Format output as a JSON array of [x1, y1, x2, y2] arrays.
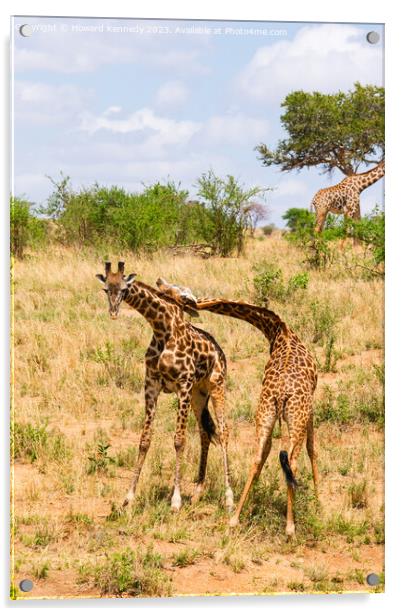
[[256, 82, 384, 176], [243, 201, 270, 237]]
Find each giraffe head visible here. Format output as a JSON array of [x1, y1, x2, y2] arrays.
[[156, 277, 199, 317], [96, 261, 136, 319]]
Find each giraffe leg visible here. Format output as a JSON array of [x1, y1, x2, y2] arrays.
[[348, 199, 361, 246], [229, 402, 276, 527], [209, 382, 233, 513], [191, 387, 212, 504], [282, 401, 311, 537], [306, 415, 319, 502], [254, 435, 273, 481], [314, 208, 327, 233], [122, 374, 161, 508], [171, 384, 192, 512]]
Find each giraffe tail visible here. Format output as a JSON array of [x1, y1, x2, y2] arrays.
[[201, 398, 219, 445], [279, 451, 298, 489]]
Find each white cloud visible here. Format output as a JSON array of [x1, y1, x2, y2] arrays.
[[14, 80, 92, 125], [103, 106, 122, 116], [155, 81, 189, 107], [78, 107, 201, 158], [237, 24, 383, 103]]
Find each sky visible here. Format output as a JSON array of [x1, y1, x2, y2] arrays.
[[11, 16, 384, 227]]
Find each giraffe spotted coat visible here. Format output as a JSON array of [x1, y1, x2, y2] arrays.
[[96, 262, 234, 513], [312, 161, 384, 232]]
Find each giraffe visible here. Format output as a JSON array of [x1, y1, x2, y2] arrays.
[[312, 161, 385, 233], [160, 279, 318, 537], [95, 261, 234, 513]]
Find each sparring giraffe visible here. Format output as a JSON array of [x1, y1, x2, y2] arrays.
[[312, 161, 385, 233], [157, 280, 318, 537], [95, 262, 234, 513]]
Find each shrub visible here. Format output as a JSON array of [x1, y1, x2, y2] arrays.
[[261, 224, 275, 236], [348, 480, 368, 509], [87, 342, 143, 391], [315, 367, 384, 427], [349, 206, 384, 265], [10, 197, 47, 258], [13, 421, 71, 464], [196, 170, 268, 256], [172, 548, 199, 568], [253, 262, 309, 305], [309, 299, 338, 345], [33, 561, 50, 580], [80, 547, 171, 597], [86, 441, 115, 475], [42, 177, 208, 251], [288, 272, 309, 292], [253, 263, 286, 305], [282, 208, 315, 234]]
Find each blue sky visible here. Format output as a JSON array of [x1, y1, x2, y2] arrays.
[[12, 17, 384, 227]]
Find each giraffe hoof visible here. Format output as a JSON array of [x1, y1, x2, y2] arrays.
[[191, 483, 205, 505], [285, 525, 296, 539], [229, 516, 239, 528], [225, 488, 234, 513], [171, 495, 182, 512]]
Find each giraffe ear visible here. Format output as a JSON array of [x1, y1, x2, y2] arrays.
[[182, 296, 199, 318], [96, 274, 106, 283], [125, 273, 136, 288]]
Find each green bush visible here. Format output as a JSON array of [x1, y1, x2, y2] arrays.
[[10, 197, 47, 258], [315, 367, 384, 427], [86, 441, 115, 475], [196, 170, 267, 256], [282, 206, 385, 273], [79, 547, 171, 597], [253, 263, 286, 305], [13, 421, 71, 464], [40, 177, 208, 251], [253, 261, 309, 305], [282, 208, 315, 234], [349, 207, 384, 264], [261, 224, 275, 236]]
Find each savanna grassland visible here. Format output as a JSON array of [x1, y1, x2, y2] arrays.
[[11, 232, 384, 599]]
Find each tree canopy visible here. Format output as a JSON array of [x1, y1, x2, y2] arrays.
[[256, 82, 384, 176]]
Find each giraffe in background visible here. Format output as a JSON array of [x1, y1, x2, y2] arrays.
[[96, 262, 234, 513], [312, 161, 385, 232]]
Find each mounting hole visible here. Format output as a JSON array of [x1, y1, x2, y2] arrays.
[[19, 579, 33, 592], [366, 31, 380, 44], [19, 24, 33, 37], [366, 572, 380, 586]]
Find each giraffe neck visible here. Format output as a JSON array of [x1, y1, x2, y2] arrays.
[[354, 161, 385, 192], [124, 281, 179, 335], [195, 299, 286, 350]]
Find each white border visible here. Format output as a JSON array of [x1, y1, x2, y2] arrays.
[[2, 1, 400, 615]]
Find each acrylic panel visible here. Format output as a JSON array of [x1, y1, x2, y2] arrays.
[[10, 16, 385, 599]]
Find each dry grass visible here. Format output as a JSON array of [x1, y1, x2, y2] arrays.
[[11, 233, 384, 599]]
